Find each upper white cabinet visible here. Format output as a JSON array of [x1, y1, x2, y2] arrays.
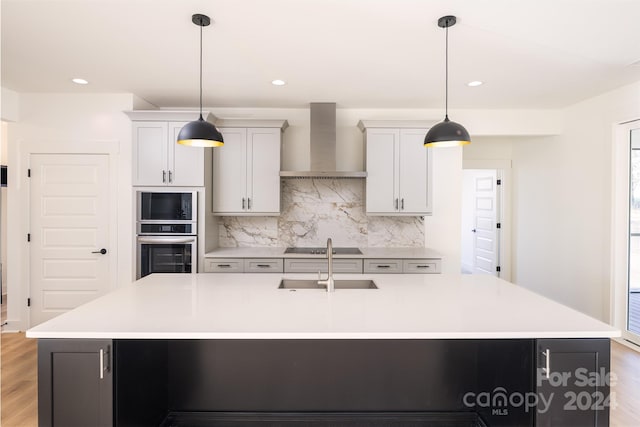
[[126, 111, 211, 187], [212, 120, 288, 215], [359, 121, 433, 215]]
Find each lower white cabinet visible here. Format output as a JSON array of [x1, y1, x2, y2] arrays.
[[363, 259, 403, 274], [203, 259, 244, 273], [204, 258, 283, 273], [244, 259, 284, 273], [403, 259, 441, 274], [204, 257, 440, 274], [284, 259, 364, 274]]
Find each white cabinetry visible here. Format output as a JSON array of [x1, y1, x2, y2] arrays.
[[359, 121, 433, 215], [127, 111, 211, 187], [212, 120, 287, 215]]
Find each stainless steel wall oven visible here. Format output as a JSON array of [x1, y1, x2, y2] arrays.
[[136, 191, 197, 279]]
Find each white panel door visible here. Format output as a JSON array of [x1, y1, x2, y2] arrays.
[[399, 128, 430, 214], [133, 122, 167, 186], [30, 154, 112, 326], [247, 128, 281, 213], [213, 128, 247, 213], [366, 129, 399, 214], [169, 122, 205, 187], [472, 170, 498, 275]]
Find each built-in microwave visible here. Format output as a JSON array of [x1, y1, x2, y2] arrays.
[[136, 191, 197, 222]]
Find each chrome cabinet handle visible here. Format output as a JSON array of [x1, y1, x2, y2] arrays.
[[91, 248, 107, 255], [401, 198, 405, 210], [162, 170, 166, 183], [99, 346, 110, 379], [242, 198, 246, 210], [417, 265, 430, 269], [247, 198, 251, 210], [168, 170, 173, 183], [377, 265, 391, 269], [217, 264, 231, 268], [395, 198, 399, 210], [542, 349, 550, 379], [257, 264, 270, 268]]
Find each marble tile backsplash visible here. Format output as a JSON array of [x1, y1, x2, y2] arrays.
[[218, 178, 424, 247]]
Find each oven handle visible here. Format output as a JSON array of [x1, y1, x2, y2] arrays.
[[137, 236, 197, 244]]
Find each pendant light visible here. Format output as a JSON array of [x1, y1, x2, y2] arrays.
[[177, 14, 224, 147], [424, 15, 471, 148]]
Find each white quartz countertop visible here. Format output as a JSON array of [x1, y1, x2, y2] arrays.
[[27, 273, 619, 340], [204, 247, 442, 259]]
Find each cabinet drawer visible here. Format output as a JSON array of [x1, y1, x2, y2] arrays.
[[244, 258, 284, 273], [402, 259, 441, 274], [284, 259, 363, 274], [363, 259, 403, 274], [203, 258, 244, 273]]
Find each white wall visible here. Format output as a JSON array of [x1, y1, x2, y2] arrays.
[[5, 93, 135, 331], [1, 88, 20, 122], [462, 81, 640, 322]]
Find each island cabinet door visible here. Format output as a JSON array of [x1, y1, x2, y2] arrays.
[[535, 338, 611, 427], [38, 339, 113, 427]]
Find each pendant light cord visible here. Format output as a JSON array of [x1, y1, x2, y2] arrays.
[[445, 23, 449, 121], [199, 19, 203, 120]]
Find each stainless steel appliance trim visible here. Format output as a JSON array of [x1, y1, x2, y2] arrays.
[[136, 190, 198, 222], [137, 236, 197, 244], [136, 235, 197, 279]]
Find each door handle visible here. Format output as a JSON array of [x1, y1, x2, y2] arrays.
[[162, 170, 166, 183], [395, 198, 399, 210], [92, 248, 107, 255], [471, 229, 477, 233], [99, 346, 110, 379], [247, 198, 251, 210], [168, 170, 173, 183], [401, 198, 405, 210]]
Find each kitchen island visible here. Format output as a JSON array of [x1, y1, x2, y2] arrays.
[[27, 273, 619, 427]]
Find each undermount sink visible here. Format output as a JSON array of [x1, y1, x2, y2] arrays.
[[278, 279, 378, 290]]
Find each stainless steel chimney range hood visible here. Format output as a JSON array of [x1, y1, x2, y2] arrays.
[[279, 103, 367, 178]]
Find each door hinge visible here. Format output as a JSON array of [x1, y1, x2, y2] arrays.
[[27, 169, 31, 178], [27, 233, 31, 242], [496, 266, 501, 273], [27, 298, 31, 307], [496, 223, 501, 229], [497, 179, 501, 185]]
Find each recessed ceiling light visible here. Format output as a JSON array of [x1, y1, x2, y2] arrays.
[[467, 81, 483, 87], [271, 79, 286, 86], [72, 78, 89, 85]]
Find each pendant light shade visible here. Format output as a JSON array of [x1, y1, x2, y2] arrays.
[[177, 14, 224, 147], [424, 15, 470, 148]]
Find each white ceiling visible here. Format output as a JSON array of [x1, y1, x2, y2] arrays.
[[2, 0, 640, 109]]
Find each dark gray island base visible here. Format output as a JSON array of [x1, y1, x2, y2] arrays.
[[37, 338, 611, 427]]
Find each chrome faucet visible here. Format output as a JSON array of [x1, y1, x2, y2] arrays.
[[317, 238, 335, 292]]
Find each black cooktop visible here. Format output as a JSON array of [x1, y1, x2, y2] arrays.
[[284, 247, 362, 255]]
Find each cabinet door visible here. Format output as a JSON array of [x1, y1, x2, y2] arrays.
[[213, 128, 247, 213], [536, 339, 610, 427], [247, 128, 281, 214], [133, 122, 168, 186], [38, 339, 113, 427], [399, 128, 431, 214], [366, 129, 399, 214], [169, 122, 205, 187]]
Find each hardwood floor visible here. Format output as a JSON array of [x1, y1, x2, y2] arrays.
[[610, 340, 640, 427], [1, 332, 38, 427], [0, 333, 639, 426]]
